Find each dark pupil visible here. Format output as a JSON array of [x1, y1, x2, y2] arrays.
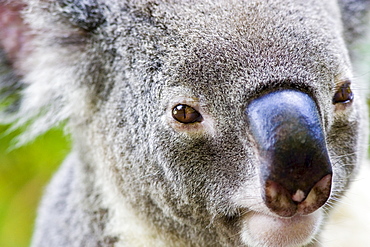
[[172, 104, 202, 123], [333, 82, 354, 104]]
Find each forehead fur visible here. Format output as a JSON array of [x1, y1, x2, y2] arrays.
[[0, 0, 355, 144]]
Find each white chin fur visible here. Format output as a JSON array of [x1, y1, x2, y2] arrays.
[[241, 210, 323, 247]]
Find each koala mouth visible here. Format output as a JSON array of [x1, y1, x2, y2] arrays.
[[240, 210, 323, 247]]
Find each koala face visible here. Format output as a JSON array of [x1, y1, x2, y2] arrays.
[[1, 0, 368, 246], [73, 1, 364, 246]]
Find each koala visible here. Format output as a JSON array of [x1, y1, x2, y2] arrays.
[[1, 0, 370, 246]]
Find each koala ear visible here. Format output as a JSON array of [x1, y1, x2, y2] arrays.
[[0, 1, 32, 116], [0, 1, 68, 143], [0, 1, 33, 73], [339, 0, 370, 45], [0, 0, 106, 144], [0, 0, 103, 79]]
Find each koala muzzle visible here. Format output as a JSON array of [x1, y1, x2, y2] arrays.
[[247, 90, 332, 217]]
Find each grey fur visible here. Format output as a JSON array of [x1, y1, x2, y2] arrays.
[[0, 0, 370, 246]]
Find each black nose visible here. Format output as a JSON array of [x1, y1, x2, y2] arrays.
[[247, 90, 332, 217]]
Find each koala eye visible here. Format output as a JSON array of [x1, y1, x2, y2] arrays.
[[332, 82, 354, 104], [172, 104, 203, 123]]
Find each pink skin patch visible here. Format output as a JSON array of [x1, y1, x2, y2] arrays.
[[0, 2, 32, 72], [292, 189, 305, 203]]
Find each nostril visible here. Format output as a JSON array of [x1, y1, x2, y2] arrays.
[[265, 180, 297, 217], [298, 174, 332, 215], [264, 174, 332, 217]]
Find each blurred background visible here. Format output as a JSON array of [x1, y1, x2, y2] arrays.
[[0, 125, 70, 247]]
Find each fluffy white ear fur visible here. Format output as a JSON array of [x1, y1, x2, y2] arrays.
[[321, 164, 370, 246]]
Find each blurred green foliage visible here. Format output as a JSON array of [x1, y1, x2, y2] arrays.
[[0, 125, 70, 247]]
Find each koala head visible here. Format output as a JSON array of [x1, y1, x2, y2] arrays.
[[0, 0, 368, 246]]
